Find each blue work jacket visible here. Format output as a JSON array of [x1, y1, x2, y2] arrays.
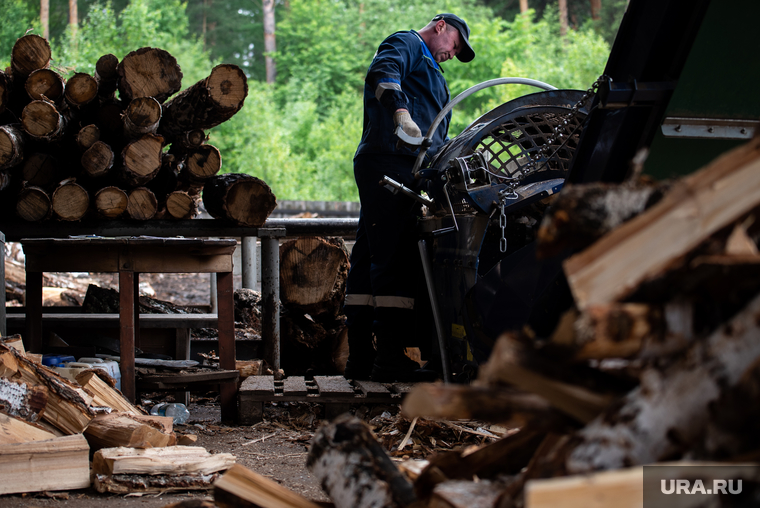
[[355, 30, 451, 164]]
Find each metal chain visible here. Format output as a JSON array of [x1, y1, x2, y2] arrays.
[[499, 199, 508, 253]]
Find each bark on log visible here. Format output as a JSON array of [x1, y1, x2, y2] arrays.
[[0, 124, 26, 170], [81, 140, 115, 178], [11, 34, 51, 80], [95, 53, 119, 100], [202, 173, 277, 227], [120, 133, 163, 187], [163, 190, 198, 219], [21, 100, 68, 140], [84, 412, 176, 450], [160, 64, 247, 143], [65, 72, 98, 109], [123, 96, 161, 139], [0, 376, 48, 422], [25, 68, 65, 103], [51, 179, 90, 220], [126, 186, 158, 220], [94, 185, 128, 218], [94, 471, 223, 494], [306, 413, 417, 508], [117, 47, 183, 103], [75, 123, 100, 151], [16, 185, 51, 221], [565, 291, 760, 473]]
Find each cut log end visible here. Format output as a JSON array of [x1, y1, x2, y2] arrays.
[[117, 47, 183, 103], [186, 145, 221, 180], [11, 34, 51, 78], [65, 72, 98, 108], [82, 141, 115, 178], [95, 186, 128, 218], [25, 68, 65, 102], [127, 187, 158, 220], [16, 186, 51, 222], [21, 100, 63, 138], [122, 134, 163, 185], [52, 181, 90, 221], [208, 64, 249, 109]]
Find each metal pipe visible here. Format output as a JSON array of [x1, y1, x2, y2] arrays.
[[413, 77, 558, 175], [418, 239, 451, 383], [241, 236, 258, 289], [260, 231, 284, 371], [209, 273, 218, 313]]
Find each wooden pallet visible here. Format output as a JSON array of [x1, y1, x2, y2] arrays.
[[238, 375, 415, 423]]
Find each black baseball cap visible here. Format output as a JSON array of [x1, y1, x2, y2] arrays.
[[433, 13, 475, 63]]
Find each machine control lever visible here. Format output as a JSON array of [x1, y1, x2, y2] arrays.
[[380, 176, 434, 207]]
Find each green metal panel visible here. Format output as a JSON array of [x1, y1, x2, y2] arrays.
[[646, 0, 760, 179]]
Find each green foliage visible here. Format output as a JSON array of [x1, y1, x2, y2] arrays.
[[0, 0, 39, 69]]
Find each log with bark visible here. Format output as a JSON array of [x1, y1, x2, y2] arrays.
[[95, 53, 119, 100], [0, 124, 26, 170], [25, 68, 65, 103], [84, 412, 176, 449], [202, 173, 277, 226], [64, 72, 98, 109], [120, 133, 163, 187], [94, 185, 128, 218], [123, 96, 162, 139], [126, 186, 159, 220], [117, 47, 183, 103], [21, 99, 68, 140], [16, 184, 51, 221], [51, 178, 90, 221], [81, 139, 115, 178]]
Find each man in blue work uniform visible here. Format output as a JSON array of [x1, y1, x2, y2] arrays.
[[343, 14, 475, 382]]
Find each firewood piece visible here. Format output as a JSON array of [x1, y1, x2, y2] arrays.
[[95, 53, 119, 99], [478, 334, 613, 424], [84, 412, 176, 450], [214, 463, 323, 508], [21, 100, 67, 140], [121, 133, 163, 187], [564, 137, 760, 309], [235, 359, 264, 381], [16, 185, 51, 221], [75, 123, 100, 150], [24, 68, 65, 103], [203, 173, 277, 227], [306, 413, 416, 508], [126, 186, 158, 220], [430, 480, 506, 508], [94, 471, 223, 494], [0, 376, 48, 422], [566, 291, 760, 473], [65, 72, 98, 108], [0, 412, 57, 444], [0, 434, 90, 494], [123, 96, 162, 139], [11, 34, 51, 79], [0, 124, 26, 170], [22, 152, 59, 188], [77, 369, 142, 414], [81, 140, 115, 178], [182, 144, 222, 184], [402, 383, 553, 422], [536, 180, 668, 259], [524, 466, 644, 508], [164, 190, 198, 219], [160, 64, 248, 143], [93, 445, 235, 476], [51, 179, 90, 221], [117, 47, 183, 103], [94, 186, 128, 218], [279, 237, 349, 317], [0, 344, 96, 435]]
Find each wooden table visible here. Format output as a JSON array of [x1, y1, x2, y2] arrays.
[[21, 236, 238, 421]]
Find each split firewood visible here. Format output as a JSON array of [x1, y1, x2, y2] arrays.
[[51, 178, 90, 220], [81, 140, 115, 178], [76, 369, 143, 414], [0, 124, 26, 170], [0, 376, 48, 422], [160, 63, 248, 144], [64, 71, 98, 110], [21, 99, 68, 140], [565, 290, 760, 473], [564, 137, 760, 309], [25, 68, 65, 103], [126, 186, 158, 220], [94, 185, 128, 218], [117, 47, 183, 103], [0, 412, 58, 444], [22, 152, 60, 188], [306, 413, 417, 508], [0, 434, 90, 495], [120, 133, 163, 187], [214, 463, 323, 508], [93, 445, 235, 476], [123, 96, 162, 139], [94, 53, 119, 100], [202, 173, 277, 226], [94, 471, 225, 494], [16, 185, 51, 221], [84, 412, 176, 450]]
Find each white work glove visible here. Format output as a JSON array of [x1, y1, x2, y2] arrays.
[[393, 110, 422, 138]]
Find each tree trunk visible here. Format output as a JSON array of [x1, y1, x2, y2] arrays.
[[21, 100, 68, 140], [40, 0, 50, 40], [81, 140, 115, 178], [51, 179, 90, 221], [590, 0, 602, 20], [64, 72, 98, 109], [123, 96, 161, 139], [159, 64, 247, 144], [16, 185, 51, 221], [25, 68, 65, 103], [68, 0, 78, 37], [520, 0, 529, 12], [559, 0, 569, 37], [94, 186, 128, 218], [117, 47, 183, 103], [126, 187, 158, 220], [0, 124, 26, 170], [120, 133, 163, 187], [263, 0, 277, 83], [202, 173, 276, 226], [95, 53, 119, 100]]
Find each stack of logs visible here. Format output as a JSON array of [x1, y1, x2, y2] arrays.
[[0, 34, 276, 226], [294, 137, 760, 508]]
